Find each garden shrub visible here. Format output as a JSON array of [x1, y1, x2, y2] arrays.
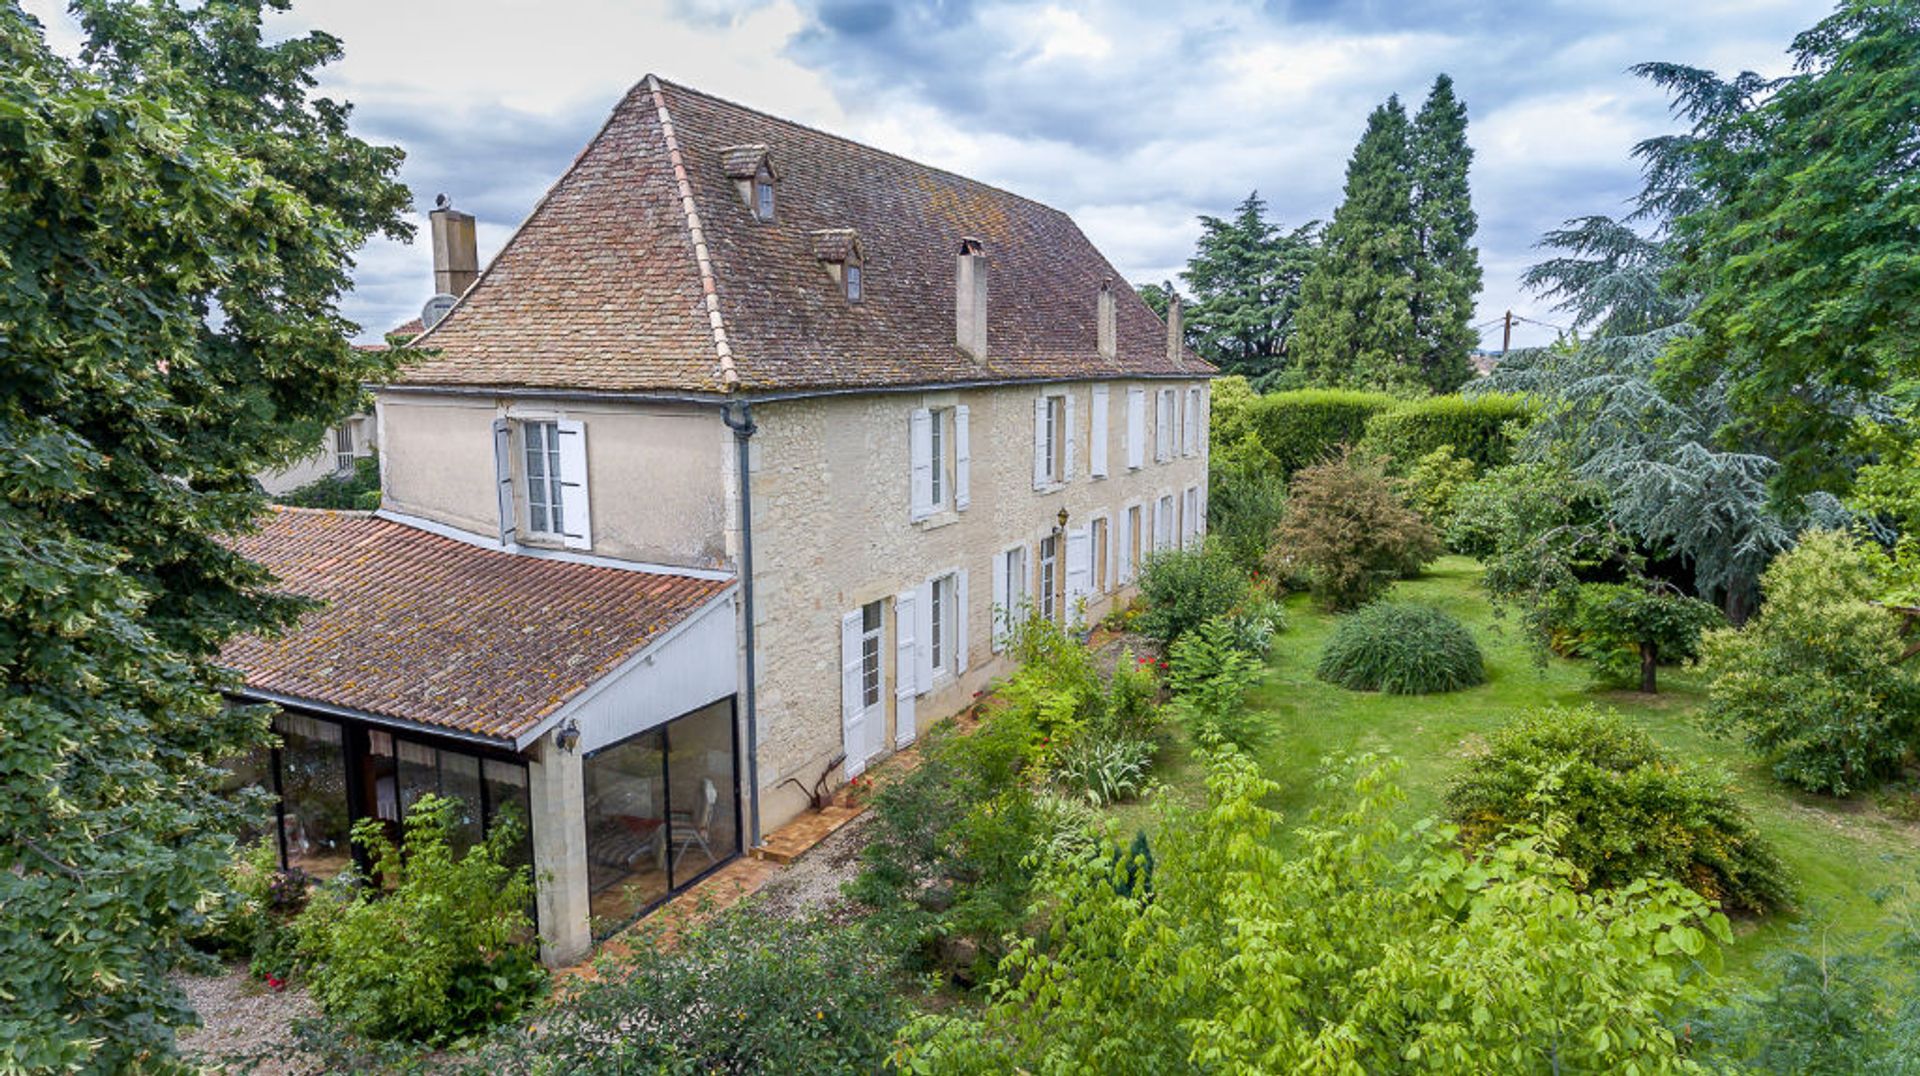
[[1359, 391, 1530, 471], [1702, 530, 1920, 796], [1316, 601, 1485, 695], [1055, 734, 1156, 806], [1568, 581, 1723, 693], [1105, 649, 1164, 741], [294, 794, 542, 1044], [196, 839, 312, 984], [275, 452, 381, 510], [1167, 616, 1265, 749], [1241, 387, 1399, 476], [1207, 431, 1289, 574], [1444, 461, 1605, 561], [1223, 590, 1287, 657], [1445, 705, 1793, 915], [1401, 445, 1477, 533], [1270, 449, 1440, 609], [465, 910, 903, 1076], [1135, 541, 1250, 644]]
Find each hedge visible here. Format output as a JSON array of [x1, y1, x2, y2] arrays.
[[1359, 392, 1531, 472], [1242, 388, 1399, 476]]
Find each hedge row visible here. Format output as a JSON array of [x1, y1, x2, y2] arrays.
[[1240, 388, 1400, 475], [1360, 393, 1532, 472]]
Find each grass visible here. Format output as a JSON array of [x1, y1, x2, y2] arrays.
[[1185, 556, 1918, 981]]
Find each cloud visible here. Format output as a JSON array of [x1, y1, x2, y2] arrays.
[[23, 0, 1830, 350]]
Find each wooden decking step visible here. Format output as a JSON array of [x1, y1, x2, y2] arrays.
[[751, 802, 864, 864]]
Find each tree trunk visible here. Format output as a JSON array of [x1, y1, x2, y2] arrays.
[[1640, 642, 1659, 694]]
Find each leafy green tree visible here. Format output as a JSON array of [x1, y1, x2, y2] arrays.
[[1409, 74, 1481, 392], [1662, 1, 1920, 497], [1293, 96, 1423, 393], [896, 750, 1731, 1074], [1569, 581, 1724, 693], [0, 3, 408, 1070], [1179, 192, 1320, 382]]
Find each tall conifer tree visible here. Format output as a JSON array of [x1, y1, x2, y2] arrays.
[[1410, 74, 1481, 392], [1293, 96, 1421, 392]]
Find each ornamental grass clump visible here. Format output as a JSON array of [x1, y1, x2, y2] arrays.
[[1316, 601, 1485, 695]]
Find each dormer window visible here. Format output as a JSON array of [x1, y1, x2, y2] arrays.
[[811, 228, 865, 304], [719, 144, 778, 220]]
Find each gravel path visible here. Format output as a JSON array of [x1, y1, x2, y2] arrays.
[[751, 811, 877, 922], [175, 966, 320, 1074]]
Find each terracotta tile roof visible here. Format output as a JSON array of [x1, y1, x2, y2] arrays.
[[399, 76, 1214, 395], [222, 508, 732, 742]]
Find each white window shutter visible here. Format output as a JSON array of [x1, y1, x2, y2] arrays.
[[1126, 388, 1145, 470], [991, 550, 1009, 652], [1118, 510, 1134, 583], [955, 569, 970, 673], [491, 418, 517, 546], [1065, 527, 1092, 628], [894, 590, 918, 747], [909, 408, 934, 521], [841, 610, 867, 777], [1153, 496, 1165, 552], [1033, 395, 1049, 489], [1090, 384, 1109, 477], [916, 581, 934, 692], [953, 405, 971, 510], [1063, 391, 1077, 482], [554, 419, 592, 550]]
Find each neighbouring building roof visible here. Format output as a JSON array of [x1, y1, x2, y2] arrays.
[[222, 508, 732, 742], [398, 75, 1211, 396]]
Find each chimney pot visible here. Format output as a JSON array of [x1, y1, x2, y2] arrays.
[[429, 201, 479, 298], [956, 237, 988, 360]]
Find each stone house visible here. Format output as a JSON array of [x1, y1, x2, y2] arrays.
[[223, 76, 1213, 965]]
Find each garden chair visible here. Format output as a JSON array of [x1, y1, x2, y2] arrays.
[[670, 777, 717, 869]]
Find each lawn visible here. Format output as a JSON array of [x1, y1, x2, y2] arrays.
[[1214, 556, 1918, 981]]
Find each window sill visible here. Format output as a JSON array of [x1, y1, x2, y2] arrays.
[[1033, 481, 1068, 495], [913, 509, 960, 530]]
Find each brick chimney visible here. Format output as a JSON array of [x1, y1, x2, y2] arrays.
[[956, 237, 988, 360], [429, 195, 478, 297], [1096, 277, 1117, 359], [1166, 293, 1183, 362]]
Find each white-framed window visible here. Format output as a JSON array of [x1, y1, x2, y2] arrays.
[[1043, 395, 1065, 483], [523, 420, 565, 537], [1034, 390, 1075, 489], [1183, 485, 1203, 547], [1126, 387, 1146, 470], [846, 262, 863, 302], [1089, 384, 1110, 477], [1039, 535, 1060, 623], [1156, 493, 1176, 551], [1155, 388, 1177, 463], [911, 405, 969, 520], [860, 601, 884, 709], [1184, 386, 1203, 457], [333, 423, 355, 474], [929, 572, 958, 677], [1123, 503, 1143, 582], [755, 175, 775, 221], [992, 544, 1029, 650]]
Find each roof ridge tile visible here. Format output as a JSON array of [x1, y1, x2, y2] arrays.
[[646, 73, 740, 392]]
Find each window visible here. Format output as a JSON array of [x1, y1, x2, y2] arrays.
[[755, 178, 775, 220], [1185, 387, 1203, 457], [845, 262, 863, 302], [929, 408, 945, 509], [1156, 388, 1177, 463], [1039, 535, 1060, 623], [1123, 504, 1143, 582], [860, 601, 883, 709], [1092, 516, 1109, 593], [1126, 387, 1146, 470], [929, 572, 957, 676], [993, 545, 1029, 649], [1044, 396, 1065, 483], [1157, 493, 1176, 551], [333, 423, 355, 474], [1184, 486, 1203, 547], [523, 420, 565, 537]]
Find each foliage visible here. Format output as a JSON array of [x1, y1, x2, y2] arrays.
[[1175, 192, 1321, 382], [1317, 601, 1486, 695], [1270, 448, 1441, 609], [1661, 2, 1920, 497], [1360, 391, 1529, 471], [1222, 589, 1287, 658], [1055, 735, 1157, 807], [1165, 616, 1266, 750], [1702, 530, 1920, 796], [294, 795, 542, 1044], [466, 910, 904, 1076], [1106, 648, 1164, 742], [0, 3, 410, 1069], [1238, 386, 1400, 477], [895, 750, 1731, 1075], [1408, 74, 1483, 393], [275, 452, 381, 510], [194, 839, 312, 982], [1402, 445, 1478, 533], [1133, 541, 1250, 644], [1206, 429, 1289, 574], [1445, 705, 1792, 915], [1690, 911, 1920, 1074], [1568, 582, 1723, 693]]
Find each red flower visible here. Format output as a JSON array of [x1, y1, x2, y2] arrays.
[[265, 974, 285, 992]]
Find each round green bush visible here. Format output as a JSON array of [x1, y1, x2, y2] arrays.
[[1445, 705, 1793, 915], [1316, 602, 1484, 694]]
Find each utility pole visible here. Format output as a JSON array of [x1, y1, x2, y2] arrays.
[[1501, 309, 1513, 355]]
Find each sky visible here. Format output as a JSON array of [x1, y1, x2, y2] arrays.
[[27, 0, 1834, 351]]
